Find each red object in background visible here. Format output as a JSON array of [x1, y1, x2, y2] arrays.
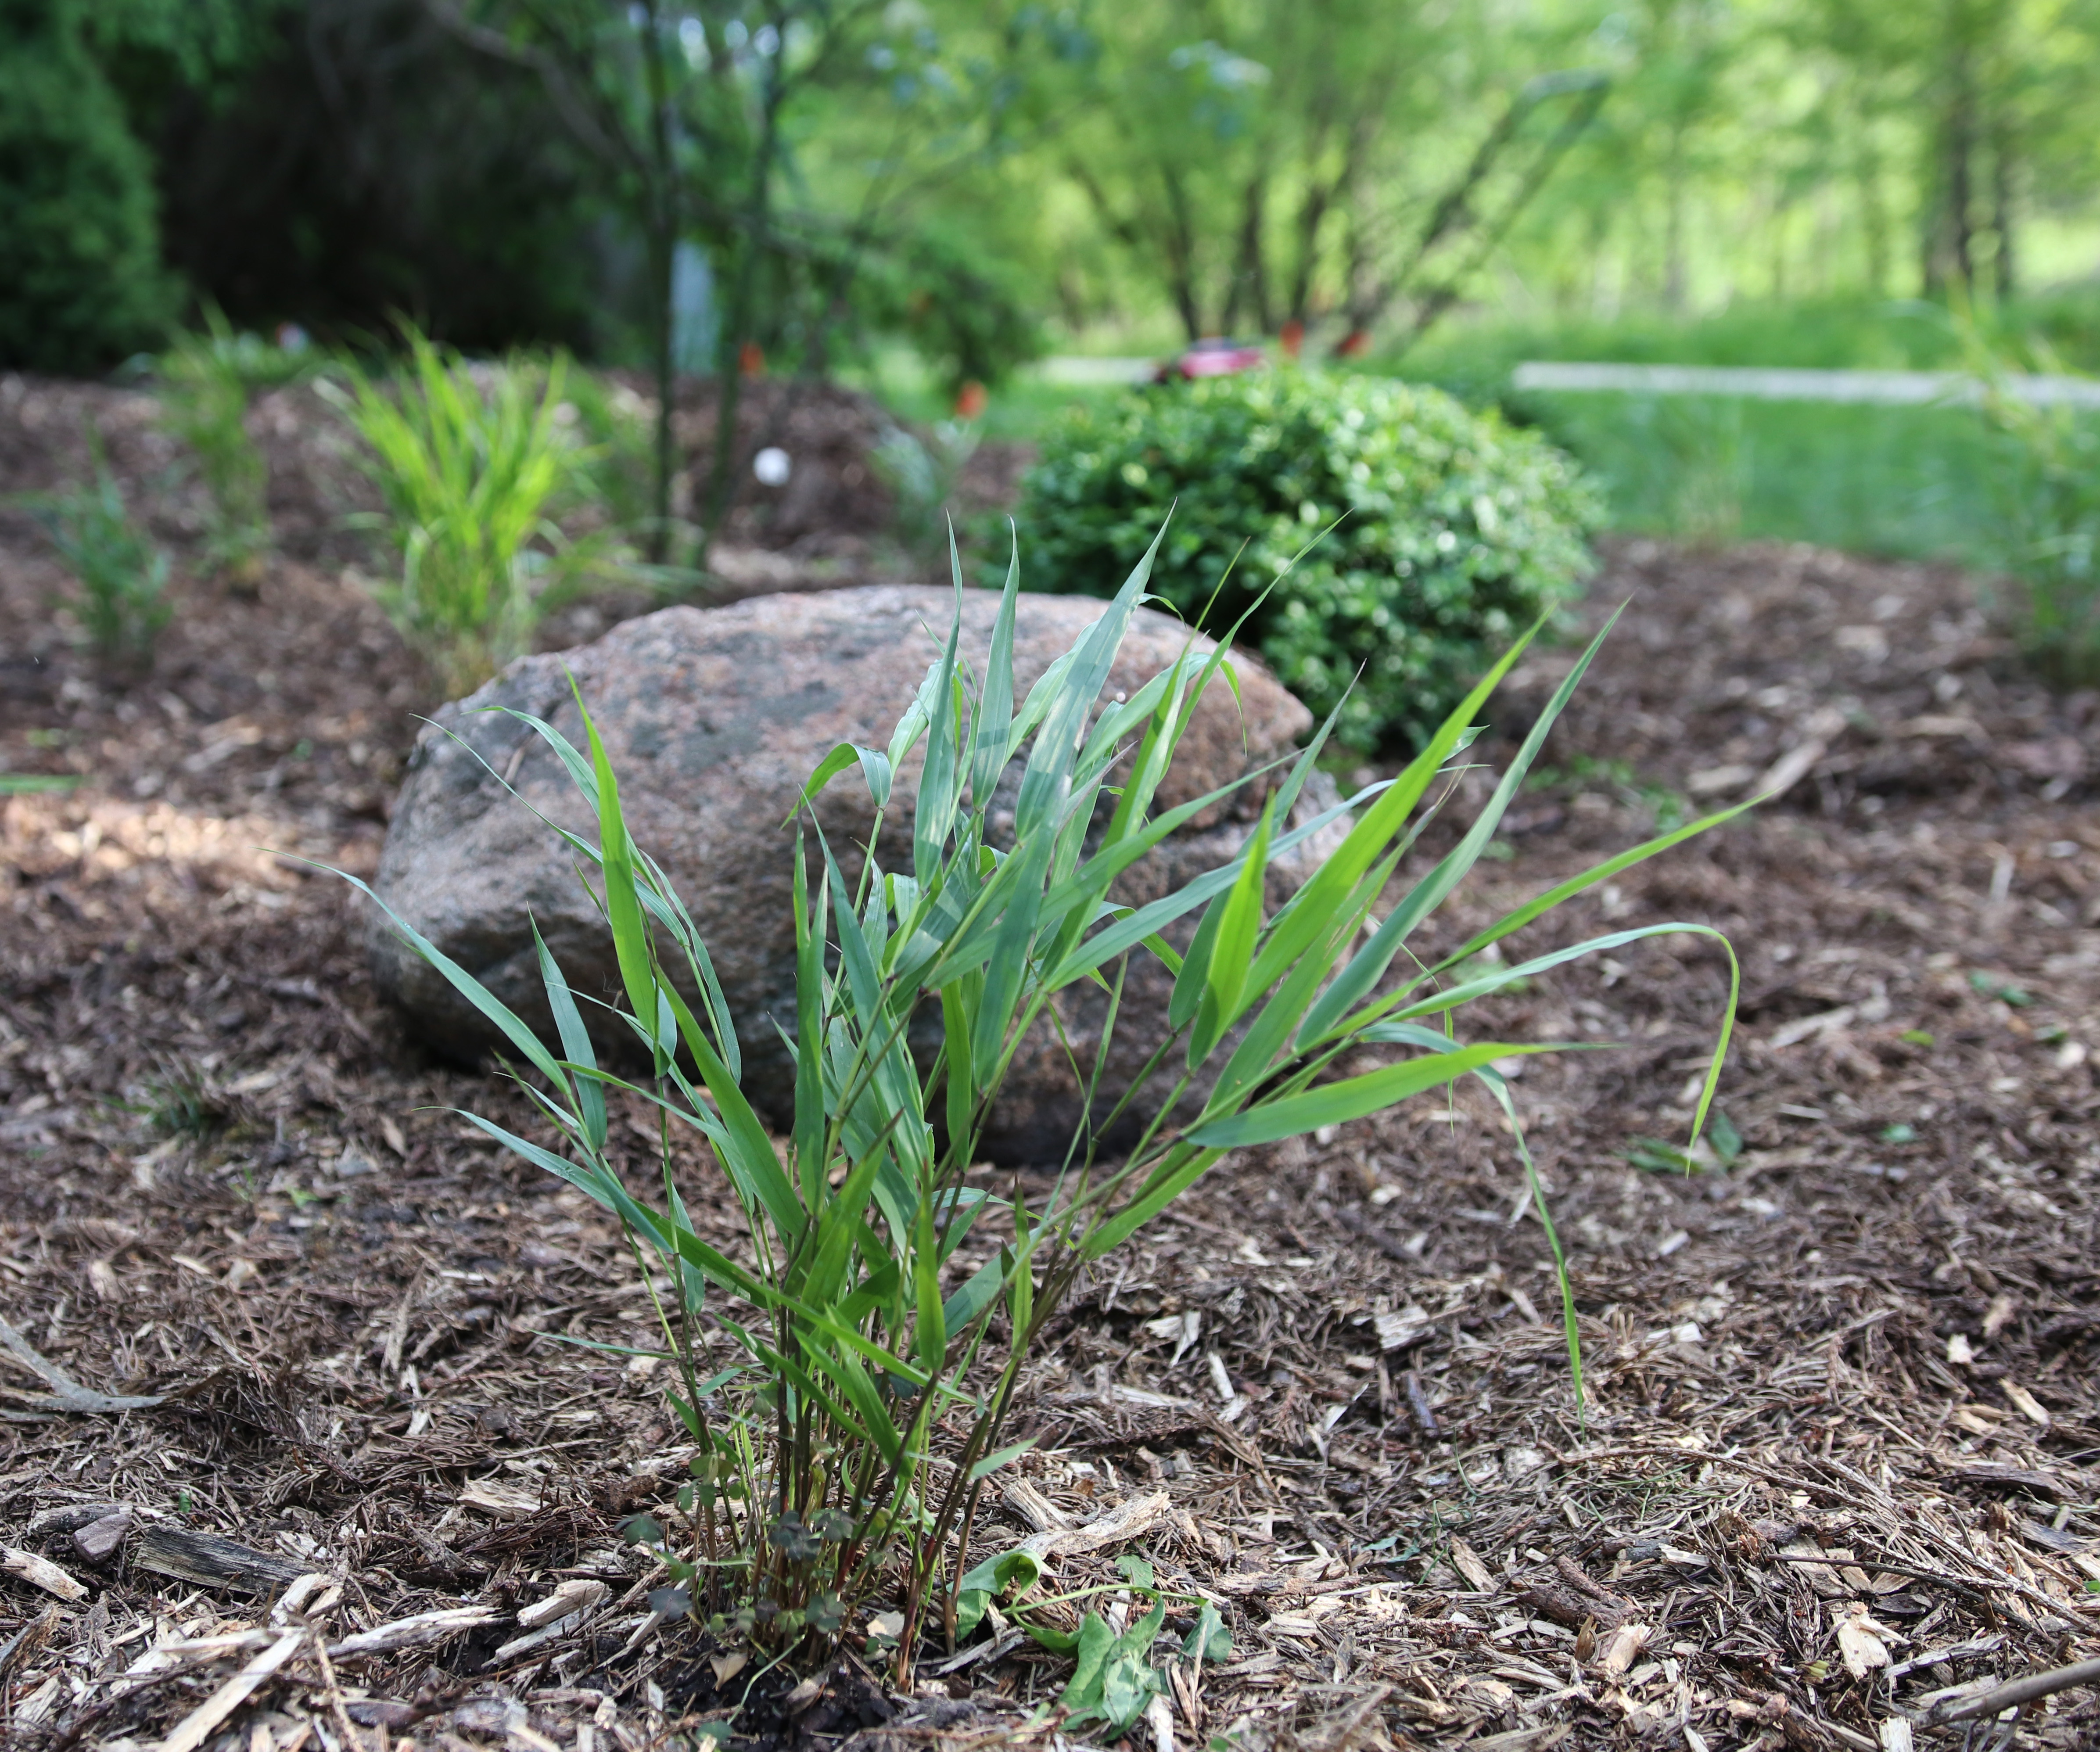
[[1334, 329, 1370, 358], [739, 340, 766, 377], [1279, 319, 1304, 360], [1154, 337, 1266, 383], [954, 380, 988, 419]]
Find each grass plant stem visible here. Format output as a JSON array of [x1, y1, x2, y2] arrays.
[[360, 539, 1740, 1692]]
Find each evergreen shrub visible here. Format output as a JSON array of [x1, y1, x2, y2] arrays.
[[0, 0, 174, 371], [1018, 370, 1602, 751]]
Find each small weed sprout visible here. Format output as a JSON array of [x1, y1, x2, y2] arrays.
[[158, 308, 291, 587], [326, 325, 600, 696], [348, 537, 1744, 1690], [117, 1059, 235, 1147], [1527, 752, 1689, 832], [32, 432, 170, 669]]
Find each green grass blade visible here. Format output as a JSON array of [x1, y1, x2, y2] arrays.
[[1206, 852, 1398, 1109], [312, 860, 564, 1085], [577, 688, 665, 1063], [1362, 920, 1734, 1028], [969, 533, 1021, 806], [792, 839, 829, 1207], [1016, 521, 1166, 839], [1081, 1145, 1228, 1258], [660, 982, 807, 1249], [913, 1204, 946, 1373], [1236, 619, 1544, 1003], [1188, 793, 1274, 1064], [914, 559, 967, 883], [792, 743, 864, 821], [1362, 1020, 1590, 1408], [1422, 798, 1763, 984], [633, 845, 739, 1078], [1048, 783, 1364, 990], [456, 1110, 670, 1254], [1298, 613, 1623, 1045], [533, 921, 603, 1151], [943, 1249, 1008, 1336], [970, 831, 1052, 1083], [1186, 1041, 1569, 1149], [940, 980, 977, 1160]]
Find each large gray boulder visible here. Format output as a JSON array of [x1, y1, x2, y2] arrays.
[[370, 585, 1342, 1163]]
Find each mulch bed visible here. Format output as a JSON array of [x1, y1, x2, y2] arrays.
[[1, 380, 2096, 1751]]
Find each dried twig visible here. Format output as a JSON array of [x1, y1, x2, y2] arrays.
[[1932, 1655, 2100, 1724]]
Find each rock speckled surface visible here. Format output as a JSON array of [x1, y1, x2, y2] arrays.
[[370, 585, 1335, 1160]]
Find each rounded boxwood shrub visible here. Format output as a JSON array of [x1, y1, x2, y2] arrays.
[[1017, 370, 1602, 752], [0, 0, 175, 372]]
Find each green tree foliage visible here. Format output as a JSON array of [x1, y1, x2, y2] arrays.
[[987, 0, 2100, 349], [1017, 372, 1602, 753], [1037, 1, 1490, 341], [998, 1, 1612, 351], [833, 229, 1044, 400], [1494, 0, 2100, 322], [0, 0, 175, 370]]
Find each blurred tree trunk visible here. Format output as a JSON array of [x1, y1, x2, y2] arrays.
[[1945, 61, 1976, 291], [638, 0, 676, 562], [1922, 10, 1978, 295], [1286, 177, 1335, 327], [1663, 131, 1687, 312], [700, 34, 786, 569], [1226, 176, 1272, 335], [429, 0, 685, 560], [1160, 165, 1205, 340], [1857, 124, 1890, 295], [1991, 123, 2017, 298]]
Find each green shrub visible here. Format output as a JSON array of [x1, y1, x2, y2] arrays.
[[325, 326, 599, 696], [1017, 371, 1602, 752], [344, 544, 1743, 1695], [0, 0, 175, 372], [32, 434, 171, 670]]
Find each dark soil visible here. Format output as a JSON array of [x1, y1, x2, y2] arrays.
[[0, 380, 2096, 1752]]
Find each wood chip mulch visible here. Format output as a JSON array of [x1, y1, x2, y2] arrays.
[[1, 381, 2096, 1749]]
